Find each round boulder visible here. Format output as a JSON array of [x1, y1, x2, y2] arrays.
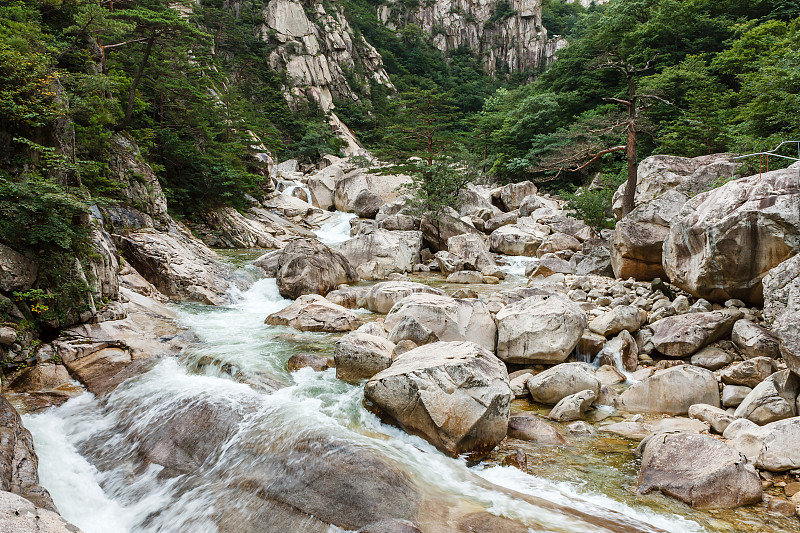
[[496, 294, 587, 364], [364, 341, 512, 456]]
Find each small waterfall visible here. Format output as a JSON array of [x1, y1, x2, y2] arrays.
[[314, 211, 357, 245]]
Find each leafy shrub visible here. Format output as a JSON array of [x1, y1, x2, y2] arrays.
[[559, 170, 624, 230]]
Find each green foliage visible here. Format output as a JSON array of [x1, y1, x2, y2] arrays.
[[476, 0, 800, 190], [402, 153, 479, 224], [560, 171, 625, 231], [0, 172, 93, 327]]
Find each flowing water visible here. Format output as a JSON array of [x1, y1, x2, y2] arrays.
[[19, 212, 799, 533]]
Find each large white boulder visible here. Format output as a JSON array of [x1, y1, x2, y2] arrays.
[[725, 416, 800, 472], [612, 153, 734, 218], [384, 293, 496, 351], [496, 294, 587, 364], [364, 341, 512, 456], [334, 171, 410, 212], [734, 370, 799, 425], [265, 294, 362, 332], [616, 365, 720, 415], [526, 363, 600, 405], [763, 254, 800, 377], [636, 433, 761, 509], [275, 238, 358, 299], [649, 309, 741, 357], [488, 223, 549, 256], [334, 332, 396, 382], [337, 230, 423, 274], [364, 282, 447, 314], [662, 168, 800, 305]]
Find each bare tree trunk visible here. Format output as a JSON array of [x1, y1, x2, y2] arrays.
[[621, 78, 638, 217]]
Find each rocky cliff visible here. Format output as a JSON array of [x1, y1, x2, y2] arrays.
[[377, 0, 567, 75]]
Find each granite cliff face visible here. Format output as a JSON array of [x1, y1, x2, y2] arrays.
[[258, 0, 394, 112], [377, 0, 567, 75]]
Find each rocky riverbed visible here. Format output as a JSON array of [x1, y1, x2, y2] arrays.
[[1, 153, 799, 532]]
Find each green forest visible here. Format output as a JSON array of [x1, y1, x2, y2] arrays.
[[1, 0, 799, 246]]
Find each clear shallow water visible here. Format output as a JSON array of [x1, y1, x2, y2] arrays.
[[22, 250, 792, 533]]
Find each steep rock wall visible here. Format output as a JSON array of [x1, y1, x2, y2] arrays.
[[258, 0, 394, 112], [378, 0, 567, 75]]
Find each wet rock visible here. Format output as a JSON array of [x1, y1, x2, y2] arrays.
[[734, 370, 799, 425], [662, 167, 800, 305], [338, 230, 423, 275], [0, 491, 82, 533], [364, 282, 447, 314], [495, 294, 587, 365], [637, 432, 762, 509], [649, 309, 741, 357], [589, 305, 647, 337], [731, 319, 782, 359], [364, 341, 512, 456], [548, 390, 597, 422], [616, 365, 720, 415], [566, 421, 596, 437], [334, 332, 396, 382], [4, 364, 72, 393], [762, 253, 800, 378], [595, 330, 638, 372], [384, 293, 497, 351], [690, 345, 734, 370], [719, 357, 777, 388], [254, 249, 282, 277], [722, 385, 752, 408], [577, 332, 606, 359], [353, 189, 383, 219], [688, 404, 735, 434], [114, 227, 234, 305], [265, 295, 363, 333], [595, 365, 626, 386], [357, 519, 422, 533], [276, 238, 358, 299], [501, 449, 528, 472], [287, 353, 332, 373], [0, 397, 55, 511], [506, 413, 568, 445], [598, 421, 650, 440], [526, 362, 600, 405]]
